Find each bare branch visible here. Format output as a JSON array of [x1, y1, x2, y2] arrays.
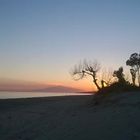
[[70, 59, 101, 90], [101, 68, 114, 86]]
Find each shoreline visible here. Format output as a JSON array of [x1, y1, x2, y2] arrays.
[[0, 95, 92, 105], [0, 91, 93, 100]]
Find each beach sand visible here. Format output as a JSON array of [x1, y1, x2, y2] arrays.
[[0, 92, 140, 140]]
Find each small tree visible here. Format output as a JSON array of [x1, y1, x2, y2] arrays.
[[113, 67, 126, 84], [100, 68, 114, 87], [126, 53, 140, 86], [71, 60, 101, 90]]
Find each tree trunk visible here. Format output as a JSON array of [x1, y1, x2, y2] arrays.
[[138, 69, 140, 87], [101, 80, 105, 89], [132, 76, 136, 86], [93, 78, 101, 91]]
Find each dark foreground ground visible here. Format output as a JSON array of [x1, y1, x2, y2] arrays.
[[0, 92, 140, 140]]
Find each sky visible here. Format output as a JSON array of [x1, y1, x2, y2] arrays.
[[0, 0, 140, 91]]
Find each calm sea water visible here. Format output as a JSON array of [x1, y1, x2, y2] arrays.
[[0, 91, 91, 99]]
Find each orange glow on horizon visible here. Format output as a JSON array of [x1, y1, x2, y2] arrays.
[[45, 79, 97, 92], [0, 78, 97, 92]]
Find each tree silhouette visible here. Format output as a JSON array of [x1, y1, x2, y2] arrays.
[[113, 67, 126, 84], [126, 53, 140, 86], [130, 69, 137, 85], [71, 56, 140, 94], [71, 60, 101, 90], [100, 68, 114, 87]]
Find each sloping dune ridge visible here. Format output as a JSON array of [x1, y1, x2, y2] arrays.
[[0, 91, 140, 140]]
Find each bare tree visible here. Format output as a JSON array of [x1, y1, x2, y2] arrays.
[[100, 68, 114, 88], [125, 72, 131, 84], [71, 60, 101, 90]]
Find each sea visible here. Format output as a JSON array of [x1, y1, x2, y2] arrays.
[[0, 91, 92, 99]]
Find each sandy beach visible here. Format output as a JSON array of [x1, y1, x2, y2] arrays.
[[0, 92, 140, 140]]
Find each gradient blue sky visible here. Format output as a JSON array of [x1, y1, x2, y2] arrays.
[[0, 0, 140, 90]]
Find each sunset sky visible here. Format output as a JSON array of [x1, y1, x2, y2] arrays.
[[0, 0, 140, 91]]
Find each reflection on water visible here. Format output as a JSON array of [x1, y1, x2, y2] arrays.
[[0, 91, 92, 99]]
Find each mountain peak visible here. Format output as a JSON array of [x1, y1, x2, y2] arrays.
[[35, 85, 84, 93]]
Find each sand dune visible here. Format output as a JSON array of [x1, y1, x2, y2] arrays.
[[0, 92, 140, 140]]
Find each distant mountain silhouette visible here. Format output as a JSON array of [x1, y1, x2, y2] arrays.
[[0, 78, 84, 93], [34, 86, 84, 93]]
